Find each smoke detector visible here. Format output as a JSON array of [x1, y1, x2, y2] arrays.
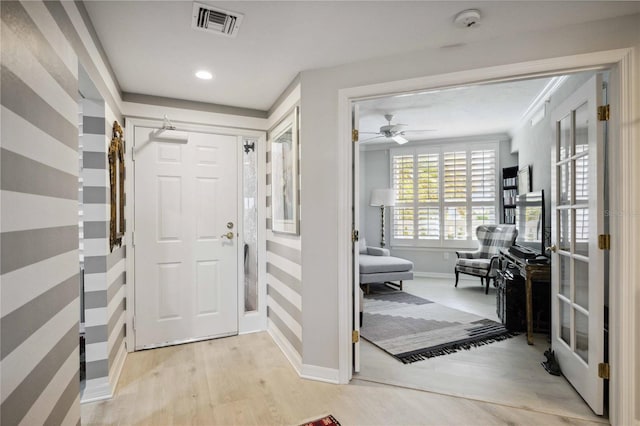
[[453, 9, 481, 28], [192, 2, 243, 38]]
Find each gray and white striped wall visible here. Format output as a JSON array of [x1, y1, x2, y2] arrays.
[[265, 97, 303, 369], [1, 1, 81, 424], [80, 98, 126, 401], [1, 0, 125, 423]]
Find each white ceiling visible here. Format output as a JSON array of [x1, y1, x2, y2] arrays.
[[357, 76, 555, 144], [84, 1, 640, 111]]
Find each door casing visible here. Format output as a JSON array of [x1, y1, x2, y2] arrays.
[[337, 48, 637, 425]]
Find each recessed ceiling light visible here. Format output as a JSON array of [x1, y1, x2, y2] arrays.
[[195, 70, 214, 80]]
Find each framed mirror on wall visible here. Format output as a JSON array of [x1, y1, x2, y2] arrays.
[[109, 121, 125, 251], [270, 107, 299, 235]]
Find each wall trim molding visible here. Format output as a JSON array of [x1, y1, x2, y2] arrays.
[[108, 341, 127, 395], [267, 320, 302, 375], [301, 364, 340, 384], [336, 48, 637, 424], [606, 48, 637, 426], [122, 92, 267, 119], [413, 271, 476, 282], [81, 377, 112, 404]]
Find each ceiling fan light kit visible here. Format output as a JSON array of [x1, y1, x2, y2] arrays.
[[392, 135, 409, 145]]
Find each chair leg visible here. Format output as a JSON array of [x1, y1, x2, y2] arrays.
[[485, 276, 490, 294], [454, 270, 459, 287], [399, 280, 403, 291], [480, 277, 485, 287]]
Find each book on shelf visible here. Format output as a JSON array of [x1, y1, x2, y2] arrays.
[[503, 177, 518, 187], [503, 188, 517, 206], [504, 208, 516, 224]]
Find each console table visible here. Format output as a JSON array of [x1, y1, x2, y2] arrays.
[[499, 249, 551, 345]]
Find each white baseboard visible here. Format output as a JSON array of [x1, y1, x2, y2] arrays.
[[81, 377, 112, 404], [267, 319, 302, 375], [108, 341, 127, 395], [413, 271, 476, 281], [301, 364, 340, 384], [267, 320, 340, 384]]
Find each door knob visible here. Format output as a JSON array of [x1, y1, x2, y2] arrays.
[[221, 232, 234, 240], [546, 245, 557, 253]]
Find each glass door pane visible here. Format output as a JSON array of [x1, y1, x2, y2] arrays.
[[550, 73, 603, 414], [243, 138, 258, 312]]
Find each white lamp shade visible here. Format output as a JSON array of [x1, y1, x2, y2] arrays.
[[370, 188, 396, 207]]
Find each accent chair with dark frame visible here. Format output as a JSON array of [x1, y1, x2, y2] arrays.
[[454, 224, 518, 294]]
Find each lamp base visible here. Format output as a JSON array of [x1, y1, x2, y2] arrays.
[[380, 205, 386, 247]]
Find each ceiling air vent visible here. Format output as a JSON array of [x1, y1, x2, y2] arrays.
[[192, 2, 243, 38]]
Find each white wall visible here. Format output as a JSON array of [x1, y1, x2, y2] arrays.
[[297, 12, 640, 391], [510, 71, 596, 238]]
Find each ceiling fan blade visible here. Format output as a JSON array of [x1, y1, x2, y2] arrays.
[[392, 135, 409, 144], [402, 129, 437, 133], [359, 131, 382, 135], [360, 135, 385, 143]]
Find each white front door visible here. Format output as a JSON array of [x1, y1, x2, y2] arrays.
[[550, 74, 605, 414], [134, 127, 239, 349]]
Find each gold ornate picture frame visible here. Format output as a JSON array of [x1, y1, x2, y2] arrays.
[[109, 121, 125, 252]]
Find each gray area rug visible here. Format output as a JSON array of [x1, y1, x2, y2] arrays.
[[361, 284, 517, 363]]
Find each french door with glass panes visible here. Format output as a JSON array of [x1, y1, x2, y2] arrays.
[[550, 74, 605, 414]]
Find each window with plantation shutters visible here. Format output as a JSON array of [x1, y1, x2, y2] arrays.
[[469, 149, 497, 239], [390, 142, 498, 247], [471, 149, 496, 201], [392, 154, 415, 239], [444, 151, 466, 202], [417, 153, 439, 239]]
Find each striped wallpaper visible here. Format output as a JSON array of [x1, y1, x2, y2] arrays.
[[81, 99, 109, 385], [80, 99, 126, 399], [266, 110, 303, 363], [1, 1, 81, 425], [1, 0, 126, 423]]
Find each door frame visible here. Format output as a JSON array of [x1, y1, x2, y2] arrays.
[[336, 48, 637, 424], [124, 117, 267, 351]]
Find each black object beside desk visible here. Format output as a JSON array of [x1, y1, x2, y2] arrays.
[[499, 248, 551, 345]]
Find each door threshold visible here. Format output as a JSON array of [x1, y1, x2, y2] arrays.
[[136, 331, 238, 351]]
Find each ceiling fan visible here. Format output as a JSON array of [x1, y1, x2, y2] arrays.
[[360, 114, 435, 144]]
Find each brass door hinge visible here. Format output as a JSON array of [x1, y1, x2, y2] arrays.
[[598, 234, 611, 250], [352, 229, 359, 243], [352, 330, 359, 343], [598, 362, 610, 379], [352, 129, 359, 142], [598, 104, 610, 121]]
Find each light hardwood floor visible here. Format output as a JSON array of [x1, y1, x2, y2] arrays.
[[357, 277, 605, 423], [82, 329, 605, 425]]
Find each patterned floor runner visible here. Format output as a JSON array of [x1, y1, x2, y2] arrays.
[[361, 285, 516, 363]]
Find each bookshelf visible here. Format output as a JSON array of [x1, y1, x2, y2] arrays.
[[502, 166, 518, 224]]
